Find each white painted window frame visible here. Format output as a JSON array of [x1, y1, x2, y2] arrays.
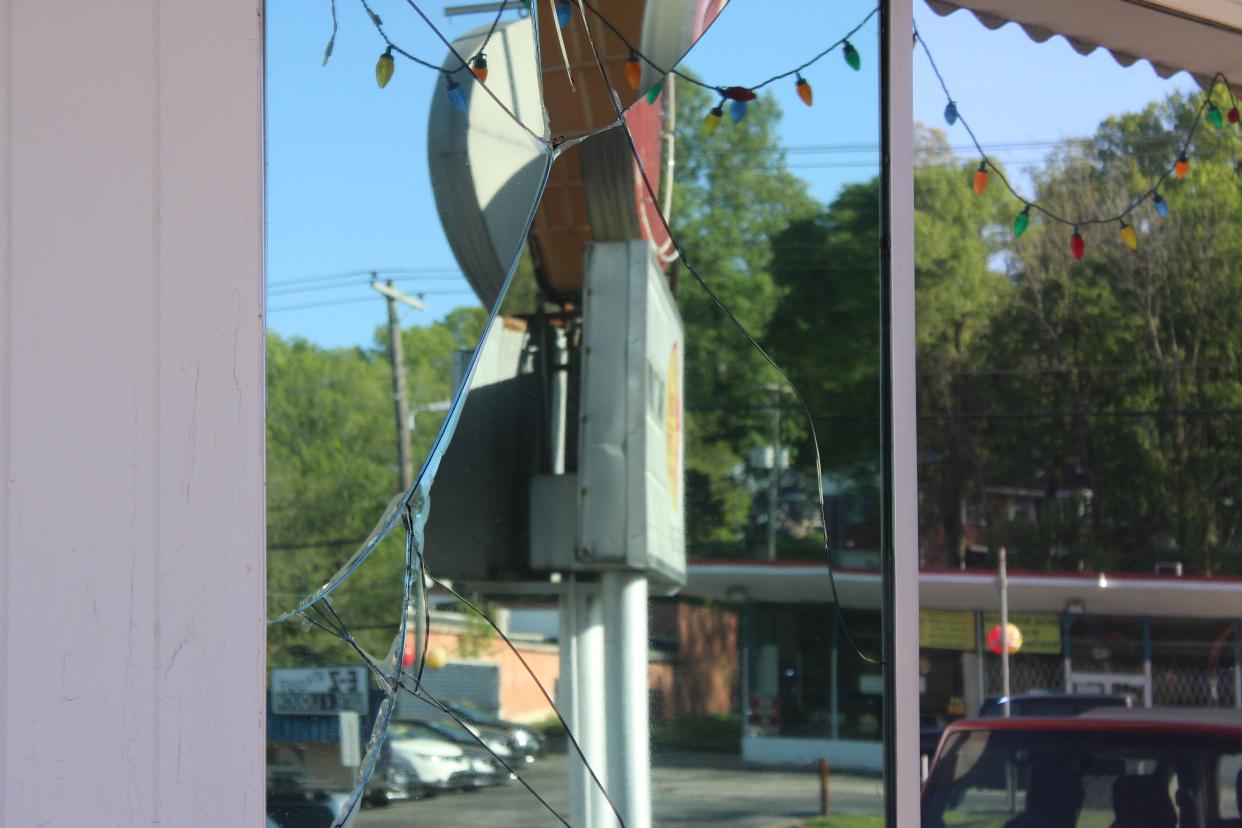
[[882, 0, 921, 823], [1, 0, 919, 821], [1, 1, 266, 824]]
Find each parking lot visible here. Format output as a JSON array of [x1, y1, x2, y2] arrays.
[[355, 752, 884, 827]]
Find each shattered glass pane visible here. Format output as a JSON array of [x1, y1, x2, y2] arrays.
[[266, 0, 887, 824]]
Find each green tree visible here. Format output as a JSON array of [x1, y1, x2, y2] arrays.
[[764, 128, 1010, 561], [266, 332, 403, 666], [267, 303, 492, 667], [671, 75, 818, 553], [989, 91, 1242, 574]]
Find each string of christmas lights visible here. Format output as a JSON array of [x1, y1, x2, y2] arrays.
[[328, 0, 880, 129], [569, 0, 878, 128], [330, 0, 1241, 261], [915, 24, 1241, 260]]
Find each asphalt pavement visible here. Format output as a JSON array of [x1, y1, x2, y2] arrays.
[[354, 752, 884, 827]]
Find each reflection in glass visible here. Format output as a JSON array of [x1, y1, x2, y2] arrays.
[[914, 11, 1242, 827], [266, 0, 887, 824]]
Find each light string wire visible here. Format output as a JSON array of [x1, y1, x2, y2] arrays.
[[339, 0, 879, 121], [476, 0, 509, 61], [357, 0, 449, 72], [576, 0, 878, 97], [914, 23, 1241, 233], [569, 0, 882, 666]]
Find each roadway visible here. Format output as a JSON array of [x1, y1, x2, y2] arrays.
[[355, 751, 885, 827]]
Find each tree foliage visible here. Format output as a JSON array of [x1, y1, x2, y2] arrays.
[[765, 92, 1242, 576], [971, 92, 1242, 574], [670, 75, 818, 552], [267, 304, 488, 667]]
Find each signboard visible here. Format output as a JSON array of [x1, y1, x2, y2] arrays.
[[920, 609, 976, 651], [983, 612, 1062, 655], [577, 240, 686, 589], [270, 667, 369, 716], [918, 610, 1063, 655]]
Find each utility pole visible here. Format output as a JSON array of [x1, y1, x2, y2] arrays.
[[371, 278, 426, 492], [998, 546, 1011, 717]]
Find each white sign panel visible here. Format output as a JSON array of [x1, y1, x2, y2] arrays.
[[579, 240, 686, 588], [270, 667, 368, 716]]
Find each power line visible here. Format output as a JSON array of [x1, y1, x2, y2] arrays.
[[268, 295, 377, 313], [269, 274, 468, 298], [267, 266, 463, 289], [268, 289, 476, 313]]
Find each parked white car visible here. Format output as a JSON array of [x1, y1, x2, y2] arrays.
[[387, 735, 474, 791]]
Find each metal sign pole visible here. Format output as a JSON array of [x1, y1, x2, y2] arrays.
[[559, 577, 609, 826], [602, 570, 651, 828]]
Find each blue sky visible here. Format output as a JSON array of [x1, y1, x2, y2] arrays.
[[266, 0, 1196, 349]]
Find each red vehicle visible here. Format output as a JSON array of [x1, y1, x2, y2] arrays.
[[921, 708, 1242, 828]]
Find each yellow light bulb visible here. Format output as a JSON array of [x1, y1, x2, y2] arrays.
[[376, 49, 395, 89]]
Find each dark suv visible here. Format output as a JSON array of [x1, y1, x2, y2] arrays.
[[922, 708, 1242, 828]]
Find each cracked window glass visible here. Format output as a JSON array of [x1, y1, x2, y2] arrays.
[[265, 1, 888, 826]]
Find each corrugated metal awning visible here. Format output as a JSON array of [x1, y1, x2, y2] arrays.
[[926, 0, 1242, 93]]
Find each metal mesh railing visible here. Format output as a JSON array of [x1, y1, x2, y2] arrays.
[[1152, 668, 1240, 708], [984, 656, 1065, 698]]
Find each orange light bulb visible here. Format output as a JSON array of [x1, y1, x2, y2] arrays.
[[795, 75, 813, 107], [973, 161, 989, 196]]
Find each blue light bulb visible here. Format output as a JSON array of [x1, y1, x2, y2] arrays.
[[944, 101, 958, 126], [446, 76, 467, 115], [556, 0, 572, 28], [730, 99, 747, 124], [1153, 192, 1169, 218]]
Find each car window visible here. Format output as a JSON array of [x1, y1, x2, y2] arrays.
[[1221, 752, 1241, 820], [923, 728, 1238, 828]]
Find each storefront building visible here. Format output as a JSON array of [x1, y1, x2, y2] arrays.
[[690, 562, 1242, 771]]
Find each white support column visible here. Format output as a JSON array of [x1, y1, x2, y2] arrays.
[[882, 0, 920, 824], [1, 1, 265, 824], [602, 570, 651, 828], [561, 580, 609, 828]]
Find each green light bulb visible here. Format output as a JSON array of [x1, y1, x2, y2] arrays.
[[843, 41, 861, 71], [1208, 102, 1224, 131], [1013, 206, 1030, 238]]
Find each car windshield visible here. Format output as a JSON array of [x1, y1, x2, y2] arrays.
[[922, 726, 1242, 828]]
